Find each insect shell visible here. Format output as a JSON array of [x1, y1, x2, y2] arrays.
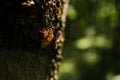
[[40, 28, 54, 48]]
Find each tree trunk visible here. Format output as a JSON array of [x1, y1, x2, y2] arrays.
[[0, 0, 69, 80]]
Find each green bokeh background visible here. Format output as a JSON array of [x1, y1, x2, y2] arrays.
[[59, 0, 120, 80]]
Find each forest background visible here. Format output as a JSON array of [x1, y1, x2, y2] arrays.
[[59, 0, 120, 80]]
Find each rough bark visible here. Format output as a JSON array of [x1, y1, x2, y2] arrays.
[[0, 0, 69, 80]]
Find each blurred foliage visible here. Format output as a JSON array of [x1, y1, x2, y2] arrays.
[[59, 0, 120, 80]]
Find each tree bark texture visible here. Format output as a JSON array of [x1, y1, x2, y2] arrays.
[[0, 0, 69, 80]]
